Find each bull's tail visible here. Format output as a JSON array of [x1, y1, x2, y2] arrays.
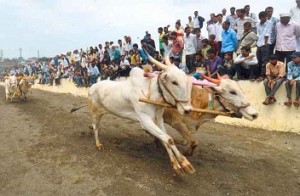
[[70, 104, 88, 113]]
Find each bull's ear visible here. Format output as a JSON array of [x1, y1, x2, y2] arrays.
[[212, 85, 224, 93], [161, 72, 168, 80]]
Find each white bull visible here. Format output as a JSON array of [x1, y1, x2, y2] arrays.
[[87, 52, 195, 174], [4, 75, 18, 102]]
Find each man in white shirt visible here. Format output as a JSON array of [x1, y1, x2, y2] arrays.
[[207, 15, 218, 37], [118, 39, 126, 56], [98, 44, 104, 63], [245, 5, 258, 32], [256, 11, 272, 82], [119, 55, 131, 77], [290, 0, 300, 51], [195, 29, 206, 52], [234, 46, 258, 80], [193, 11, 205, 33], [233, 8, 253, 41], [226, 7, 237, 29], [73, 49, 81, 67], [265, 6, 279, 55], [184, 26, 197, 73]]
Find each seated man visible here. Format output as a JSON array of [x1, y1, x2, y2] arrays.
[[217, 52, 235, 78], [192, 53, 206, 79], [234, 45, 258, 80], [262, 54, 286, 105], [205, 48, 223, 78], [284, 52, 300, 107]]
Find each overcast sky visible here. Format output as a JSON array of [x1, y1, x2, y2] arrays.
[[0, 0, 296, 58]]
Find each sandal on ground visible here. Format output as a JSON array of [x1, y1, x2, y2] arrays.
[[293, 100, 300, 107], [284, 100, 292, 107], [256, 77, 264, 82], [262, 97, 270, 105], [269, 97, 277, 104]]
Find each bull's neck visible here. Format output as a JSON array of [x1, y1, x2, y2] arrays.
[[201, 88, 227, 115]]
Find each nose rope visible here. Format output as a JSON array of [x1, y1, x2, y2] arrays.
[[211, 91, 251, 117]]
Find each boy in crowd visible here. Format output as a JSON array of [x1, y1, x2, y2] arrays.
[[217, 52, 234, 78], [192, 53, 206, 79]]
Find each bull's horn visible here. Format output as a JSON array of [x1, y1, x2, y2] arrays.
[[201, 74, 221, 85], [144, 49, 168, 70], [217, 73, 222, 80]]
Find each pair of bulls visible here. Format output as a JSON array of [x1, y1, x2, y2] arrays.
[[74, 52, 258, 174], [5, 75, 33, 102]]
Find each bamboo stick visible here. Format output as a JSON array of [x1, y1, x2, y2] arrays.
[[138, 98, 232, 117]]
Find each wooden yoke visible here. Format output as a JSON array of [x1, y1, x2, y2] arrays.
[[139, 98, 233, 117]]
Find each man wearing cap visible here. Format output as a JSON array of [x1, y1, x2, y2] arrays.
[[284, 51, 300, 107], [275, 13, 300, 66], [290, 0, 300, 51]]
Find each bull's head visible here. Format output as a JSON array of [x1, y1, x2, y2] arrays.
[[202, 74, 258, 121], [9, 75, 17, 88], [145, 50, 192, 115]]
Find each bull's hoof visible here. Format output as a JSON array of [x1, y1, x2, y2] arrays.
[[173, 164, 185, 176], [174, 139, 188, 146], [181, 158, 195, 174], [96, 144, 104, 151]]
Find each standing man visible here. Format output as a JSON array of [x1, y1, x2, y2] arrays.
[[186, 16, 194, 31], [193, 11, 205, 34], [183, 26, 197, 73], [275, 13, 300, 66], [226, 7, 237, 29], [158, 27, 165, 56], [290, 0, 300, 51], [244, 5, 258, 32], [265, 6, 279, 55], [170, 31, 184, 59], [221, 21, 238, 58], [256, 11, 272, 82], [195, 29, 206, 53], [232, 8, 253, 41], [284, 52, 300, 107]]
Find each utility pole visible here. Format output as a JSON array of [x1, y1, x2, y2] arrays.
[[19, 48, 22, 58], [37, 50, 40, 59], [0, 49, 3, 61]]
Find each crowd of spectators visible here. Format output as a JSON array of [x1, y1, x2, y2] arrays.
[[2, 1, 300, 107]]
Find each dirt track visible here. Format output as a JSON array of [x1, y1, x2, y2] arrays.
[[0, 86, 300, 196]]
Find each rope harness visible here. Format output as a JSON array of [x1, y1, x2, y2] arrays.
[[157, 73, 189, 107], [212, 90, 250, 118]]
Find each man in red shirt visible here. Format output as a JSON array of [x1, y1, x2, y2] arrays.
[[170, 31, 184, 59]]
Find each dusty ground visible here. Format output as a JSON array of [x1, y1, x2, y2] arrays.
[[0, 86, 299, 196]]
